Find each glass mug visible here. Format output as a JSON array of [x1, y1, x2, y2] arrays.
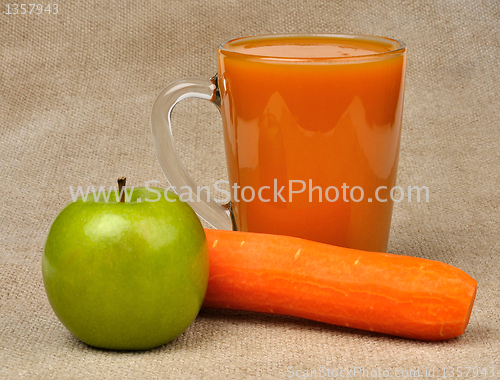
[[151, 34, 406, 252]]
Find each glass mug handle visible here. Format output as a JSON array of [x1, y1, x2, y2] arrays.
[[150, 75, 233, 230]]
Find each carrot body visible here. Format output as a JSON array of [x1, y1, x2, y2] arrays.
[[202, 229, 477, 341]]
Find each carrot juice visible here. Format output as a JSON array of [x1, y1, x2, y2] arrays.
[[217, 35, 406, 252]]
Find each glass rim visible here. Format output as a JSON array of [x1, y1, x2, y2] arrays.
[[218, 33, 406, 63]]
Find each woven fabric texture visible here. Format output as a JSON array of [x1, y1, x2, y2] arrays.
[[1, 0, 499, 378]]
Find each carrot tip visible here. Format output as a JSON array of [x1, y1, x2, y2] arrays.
[[462, 281, 477, 333]]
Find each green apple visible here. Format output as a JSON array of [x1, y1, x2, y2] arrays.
[[42, 182, 209, 350]]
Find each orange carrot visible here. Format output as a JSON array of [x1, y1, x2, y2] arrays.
[[202, 229, 477, 341]]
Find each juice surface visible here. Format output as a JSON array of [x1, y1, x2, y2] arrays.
[[218, 35, 406, 252], [225, 35, 392, 58]]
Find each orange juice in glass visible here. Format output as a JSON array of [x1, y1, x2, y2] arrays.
[[151, 34, 406, 252]]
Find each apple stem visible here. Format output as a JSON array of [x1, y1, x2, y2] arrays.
[[118, 177, 126, 202]]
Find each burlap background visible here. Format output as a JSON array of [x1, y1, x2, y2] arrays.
[[1, 0, 499, 378]]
